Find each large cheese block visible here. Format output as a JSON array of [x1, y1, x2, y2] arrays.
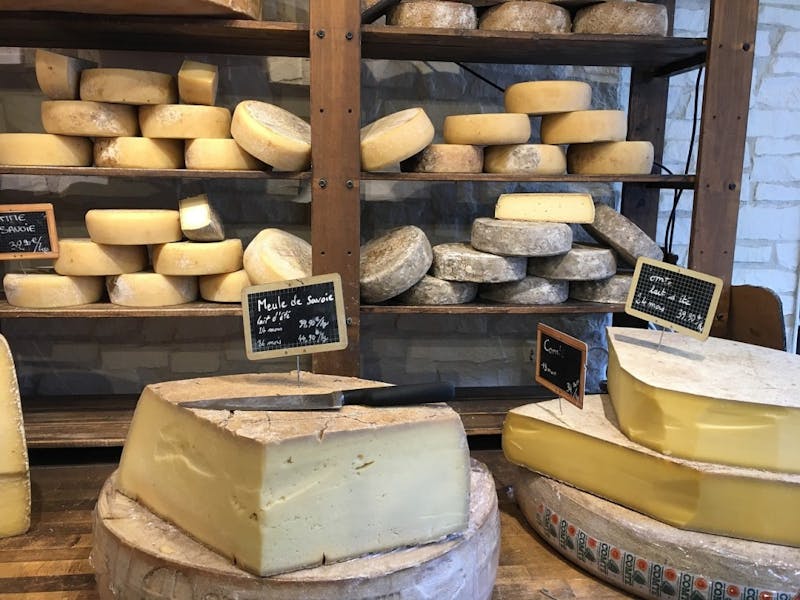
[[0, 335, 30, 538], [386, 0, 478, 28], [583, 202, 663, 265], [471, 218, 572, 257], [443, 113, 531, 146], [0, 0, 261, 19], [178, 60, 218, 106], [106, 272, 198, 307], [504, 80, 592, 116], [495, 192, 594, 223], [483, 144, 566, 175], [567, 141, 655, 175], [0, 133, 91, 167], [3, 272, 103, 308], [41, 100, 139, 137], [199, 269, 251, 303], [360, 225, 433, 303], [94, 137, 184, 169], [528, 244, 616, 281], [86, 209, 182, 245], [502, 395, 800, 546], [569, 274, 631, 303], [574, 1, 669, 36], [230, 101, 311, 171], [360, 108, 435, 172], [139, 104, 231, 139], [243, 228, 311, 284], [479, 276, 568, 305], [608, 327, 800, 474], [541, 110, 627, 145], [432, 243, 527, 283], [35, 49, 96, 100], [54, 238, 148, 276], [115, 372, 472, 577], [396, 275, 478, 305], [152, 239, 243, 276], [178, 193, 224, 242], [185, 138, 265, 171], [515, 472, 800, 600], [479, 1, 571, 33], [400, 144, 483, 173], [80, 68, 177, 105]]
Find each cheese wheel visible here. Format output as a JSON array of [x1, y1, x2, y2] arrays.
[[386, 0, 477, 28], [80, 68, 177, 105], [583, 202, 663, 266], [243, 228, 311, 284], [400, 144, 483, 173], [94, 137, 184, 169], [106, 272, 198, 307], [152, 240, 244, 276], [432, 243, 527, 283], [567, 141, 654, 175], [443, 113, 531, 146], [3, 273, 103, 308], [483, 144, 566, 175], [528, 245, 617, 281], [139, 104, 231, 139], [41, 100, 139, 137], [360, 226, 433, 303], [4, 0, 262, 18], [230, 101, 311, 171], [479, 1, 571, 33], [199, 269, 251, 303], [185, 138, 265, 171], [479, 276, 568, 305], [471, 218, 572, 257], [495, 193, 595, 224], [360, 108, 435, 172], [85, 209, 182, 245], [0, 133, 91, 167], [35, 49, 96, 100], [178, 60, 218, 106], [541, 110, 628, 144], [574, 1, 669, 36], [569, 274, 632, 303], [504, 80, 592, 116], [178, 193, 224, 242], [53, 238, 148, 276], [395, 275, 478, 305]]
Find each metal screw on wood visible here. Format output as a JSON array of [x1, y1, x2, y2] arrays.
[[318, 178, 327, 188], [345, 179, 354, 189], [315, 29, 325, 38], [728, 182, 737, 190], [346, 317, 353, 325], [345, 31, 353, 40]]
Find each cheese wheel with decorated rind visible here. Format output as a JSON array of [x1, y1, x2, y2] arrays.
[[243, 228, 311, 284], [582, 202, 663, 266], [479, 1, 571, 33], [495, 193, 594, 224], [361, 108, 435, 172], [80, 68, 177, 105], [395, 275, 478, 305], [106, 272, 197, 307], [94, 137, 184, 169], [528, 244, 616, 281], [85, 209, 182, 246], [443, 113, 531, 146], [41, 100, 138, 138], [569, 274, 632, 304], [471, 218, 572, 257], [54, 239, 148, 276], [152, 240, 243, 276], [3, 273, 103, 308], [231, 101, 311, 171], [386, 0, 478, 29], [178, 60, 218, 106], [567, 141, 655, 175], [139, 104, 231, 139], [574, 1, 669, 36], [185, 138, 265, 171], [360, 225, 433, 303], [483, 144, 566, 175], [0, 133, 91, 167], [432, 242, 527, 283], [479, 276, 568, 305], [401, 144, 483, 173], [35, 49, 96, 100], [504, 80, 592, 116], [541, 110, 627, 145], [199, 269, 251, 303]]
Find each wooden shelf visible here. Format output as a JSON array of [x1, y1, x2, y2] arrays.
[[362, 172, 695, 189], [0, 300, 242, 318], [0, 166, 310, 180], [362, 301, 625, 314]]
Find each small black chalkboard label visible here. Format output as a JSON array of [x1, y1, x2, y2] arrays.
[[0, 203, 59, 260], [535, 324, 587, 409], [625, 257, 723, 340], [241, 273, 348, 360]]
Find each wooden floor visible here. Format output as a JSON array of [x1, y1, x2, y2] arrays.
[[0, 451, 631, 599]]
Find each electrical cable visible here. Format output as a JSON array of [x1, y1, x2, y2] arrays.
[[453, 62, 506, 94]]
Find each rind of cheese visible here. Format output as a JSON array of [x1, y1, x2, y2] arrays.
[[3, 273, 103, 308], [35, 49, 96, 100], [185, 138, 265, 171], [400, 144, 483, 174], [569, 274, 631, 304], [607, 327, 800, 474], [178, 193, 225, 242], [243, 228, 311, 284], [471, 218, 573, 257], [443, 113, 531, 146], [199, 269, 251, 303], [479, 276, 568, 305], [94, 137, 184, 169], [152, 240, 244, 276], [386, 0, 477, 28], [504, 80, 592, 116], [178, 60, 219, 106], [85, 209, 182, 245], [115, 371, 472, 576], [41, 100, 139, 137], [432, 242, 527, 283], [359, 225, 433, 303], [80, 68, 177, 105], [528, 244, 616, 281], [567, 141, 654, 175], [574, 1, 669, 36], [396, 275, 478, 305], [360, 108, 435, 172], [106, 271, 198, 307], [479, 1, 571, 33], [0, 133, 91, 167], [54, 238, 148, 276], [583, 202, 663, 266], [540, 110, 627, 145], [230, 101, 311, 171], [483, 144, 566, 175], [3, 0, 262, 19], [495, 193, 595, 224], [139, 104, 231, 139]]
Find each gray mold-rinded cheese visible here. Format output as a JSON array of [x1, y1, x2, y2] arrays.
[[570, 273, 632, 303], [479, 1, 571, 33], [401, 144, 483, 173], [387, 0, 478, 28], [360, 226, 433, 303], [397, 275, 478, 305], [432, 243, 527, 283], [479, 276, 568, 305], [583, 202, 663, 266], [573, 1, 669, 36], [471, 218, 572, 257], [528, 245, 616, 281], [483, 144, 566, 175]]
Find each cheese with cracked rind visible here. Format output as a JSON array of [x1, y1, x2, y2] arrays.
[[185, 138, 265, 170], [3, 273, 103, 308], [569, 274, 631, 303], [495, 193, 594, 224], [396, 275, 477, 305], [178, 193, 225, 242], [483, 144, 566, 175], [567, 141, 654, 175], [583, 202, 663, 266], [152, 239, 243, 276], [387, 0, 477, 28], [541, 110, 627, 145], [54, 238, 148, 276], [80, 68, 177, 105], [471, 218, 572, 257], [178, 60, 218, 106], [199, 269, 251, 303], [106, 272, 198, 307], [243, 228, 311, 284], [231, 101, 311, 171], [85, 209, 182, 245], [94, 137, 184, 169], [479, 276, 568, 305], [528, 245, 616, 281], [443, 113, 531, 146], [479, 1, 571, 32], [401, 144, 483, 173], [360, 226, 433, 303], [574, 1, 668, 35], [361, 108, 435, 172], [35, 49, 95, 100], [0, 133, 91, 166], [504, 80, 592, 116], [41, 100, 138, 137], [432, 242, 527, 283], [139, 104, 231, 139]]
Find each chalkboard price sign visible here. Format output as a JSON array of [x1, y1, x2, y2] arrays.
[[242, 273, 348, 360], [625, 257, 723, 340], [535, 324, 587, 409], [0, 203, 59, 260]]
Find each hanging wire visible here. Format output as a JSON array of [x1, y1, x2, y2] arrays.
[[449, 61, 506, 94]]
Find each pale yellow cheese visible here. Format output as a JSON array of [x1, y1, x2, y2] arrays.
[[495, 193, 594, 223], [80, 68, 177, 105], [41, 100, 139, 137], [185, 138, 264, 171], [106, 271, 198, 307], [504, 80, 592, 116], [178, 60, 218, 106], [541, 110, 627, 145], [85, 209, 182, 245], [0, 133, 91, 167], [401, 144, 483, 173], [386, 0, 477, 29], [360, 108, 435, 172], [230, 100, 311, 171], [243, 228, 311, 284], [443, 113, 531, 146], [152, 239, 243, 276], [567, 141, 654, 175], [199, 269, 251, 303], [94, 137, 184, 169], [139, 104, 231, 139], [54, 238, 148, 276], [3, 273, 103, 308], [35, 49, 96, 100], [483, 144, 566, 175], [178, 193, 225, 241]]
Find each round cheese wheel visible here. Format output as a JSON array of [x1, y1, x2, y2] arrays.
[[35, 49, 95, 101], [396, 275, 477, 305], [0, 133, 91, 167], [360, 226, 433, 303], [432, 242, 526, 283], [483, 144, 566, 175], [94, 137, 184, 169], [106, 272, 198, 307], [386, 0, 477, 28], [541, 110, 627, 145], [199, 269, 251, 303], [185, 138, 265, 171], [479, 1, 571, 33], [504, 81, 592, 116], [3, 273, 103, 308], [152, 240, 244, 276], [41, 100, 139, 137], [361, 108, 435, 172], [53, 238, 148, 276], [230, 101, 311, 171], [570, 274, 632, 304], [471, 218, 572, 257], [80, 68, 177, 105], [400, 144, 483, 173], [479, 276, 568, 305], [85, 209, 182, 245], [528, 245, 617, 281], [243, 228, 311, 284], [583, 202, 663, 266], [567, 141, 654, 175], [574, 1, 669, 36], [139, 104, 231, 139], [443, 113, 531, 146]]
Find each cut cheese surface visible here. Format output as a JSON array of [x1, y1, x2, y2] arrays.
[[41, 100, 139, 137], [495, 193, 594, 224], [94, 137, 184, 169], [54, 238, 148, 276], [387, 0, 477, 28], [243, 228, 311, 284], [528, 244, 616, 281], [178, 60, 218, 106], [35, 49, 96, 100], [479, 276, 568, 305], [502, 395, 800, 547], [106, 272, 198, 307], [574, 1, 669, 36], [608, 327, 800, 474], [139, 104, 231, 139], [443, 113, 531, 146], [504, 80, 592, 116], [178, 193, 225, 241], [471, 218, 572, 257], [199, 269, 251, 303], [400, 143, 483, 173], [80, 68, 177, 105], [3, 273, 103, 308], [152, 239, 243, 276], [116, 371, 472, 577], [185, 138, 264, 171], [541, 110, 627, 145], [567, 141, 654, 175], [479, 1, 571, 33], [483, 144, 566, 175], [360, 108, 435, 172], [231, 101, 311, 171], [396, 275, 478, 305], [432, 242, 527, 283], [85, 209, 182, 245], [0, 133, 91, 167], [360, 225, 433, 303], [583, 202, 663, 266]]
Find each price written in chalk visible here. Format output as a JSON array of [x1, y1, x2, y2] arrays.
[[0, 204, 59, 260], [535, 324, 587, 409]]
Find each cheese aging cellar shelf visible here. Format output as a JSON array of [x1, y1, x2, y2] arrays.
[[361, 301, 625, 315], [0, 166, 311, 180], [361, 173, 695, 189]]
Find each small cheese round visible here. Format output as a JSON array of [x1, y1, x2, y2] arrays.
[[85, 209, 182, 245], [495, 193, 595, 224], [0, 133, 91, 167], [230, 101, 311, 171], [199, 269, 251, 303], [106, 272, 198, 307], [94, 137, 184, 169], [178, 60, 218, 106], [570, 274, 632, 304], [504, 80, 592, 116], [185, 139, 265, 171], [479, 276, 568, 305], [152, 240, 243, 276], [361, 108, 435, 172], [574, 1, 669, 36], [583, 202, 663, 266], [471, 218, 572, 257], [80, 68, 177, 105], [401, 144, 483, 173], [432, 242, 526, 283], [443, 113, 531, 146], [396, 275, 477, 305], [387, 0, 478, 28], [243, 228, 312, 284], [567, 141, 654, 175], [3, 273, 103, 308], [479, 1, 571, 33], [528, 245, 617, 281], [53, 238, 148, 276], [35, 49, 95, 101], [360, 226, 433, 303], [139, 104, 231, 139], [541, 110, 627, 145], [483, 144, 566, 175], [41, 100, 138, 138]]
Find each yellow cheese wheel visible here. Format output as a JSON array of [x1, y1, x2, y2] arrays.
[[80, 68, 177, 105], [139, 105, 231, 139], [85, 209, 182, 245], [567, 141, 654, 175], [541, 110, 627, 144], [3, 273, 103, 308], [230, 100, 311, 171], [41, 100, 139, 137], [106, 272, 198, 307], [495, 193, 595, 223], [386, 0, 477, 29], [400, 144, 483, 173], [0, 133, 91, 167], [483, 144, 566, 175], [443, 113, 531, 146], [35, 49, 95, 100], [94, 137, 184, 169], [199, 269, 251, 302], [185, 138, 264, 171], [504, 80, 592, 115], [152, 240, 244, 276], [360, 108, 435, 172], [54, 239, 148, 276], [178, 60, 218, 106], [243, 228, 311, 284]]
